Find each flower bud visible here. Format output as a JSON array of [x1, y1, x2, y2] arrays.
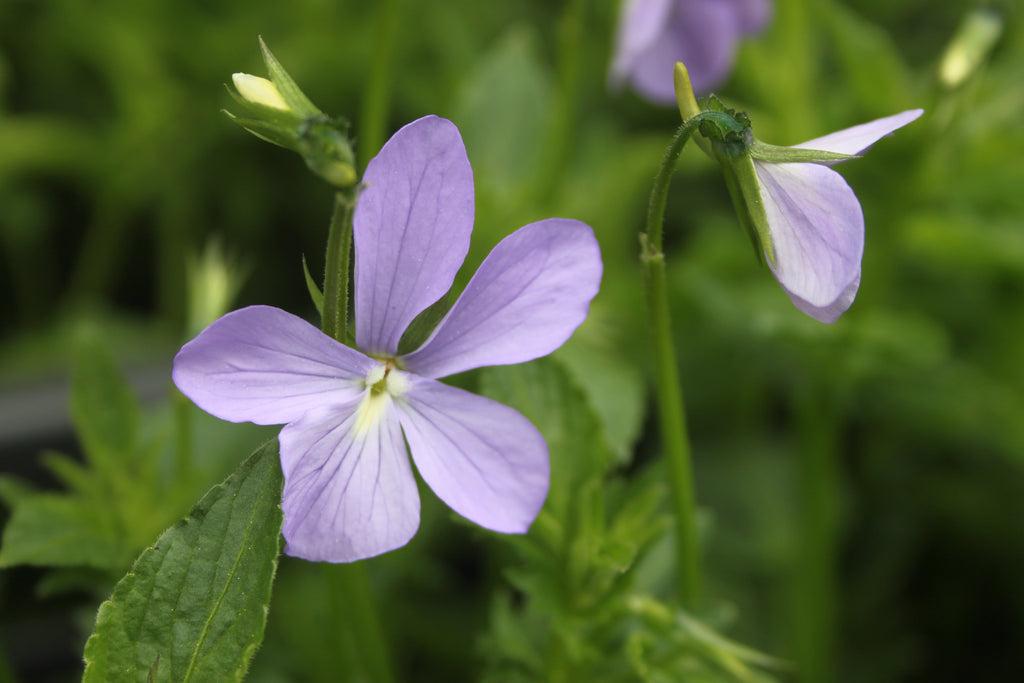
[[224, 38, 358, 188], [939, 9, 1002, 89], [231, 73, 289, 111]]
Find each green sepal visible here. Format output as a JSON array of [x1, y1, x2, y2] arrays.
[[749, 140, 857, 164], [222, 111, 296, 150], [721, 152, 774, 266], [302, 255, 325, 316], [258, 36, 322, 118]]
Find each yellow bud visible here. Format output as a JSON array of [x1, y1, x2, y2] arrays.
[[317, 161, 358, 188], [232, 73, 289, 111]]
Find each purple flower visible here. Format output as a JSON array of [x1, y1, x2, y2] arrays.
[[173, 116, 602, 562], [611, 0, 771, 104], [751, 109, 923, 322]]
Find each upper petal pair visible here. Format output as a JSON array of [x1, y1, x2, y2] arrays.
[[353, 115, 602, 377], [754, 109, 923, 322]]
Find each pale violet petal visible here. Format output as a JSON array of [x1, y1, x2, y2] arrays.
[[354, 115, 475, 355], [173, 305, 374, 425], [401, 218, 601, 379], [280, 397, 419, 563], [754, 160, 864, 323], [787, 275, 860, 324], [396, 377, 548, 534], [795, 109, 924, 158]]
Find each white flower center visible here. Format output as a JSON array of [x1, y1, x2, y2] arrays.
[[352, 362, 409, 437]]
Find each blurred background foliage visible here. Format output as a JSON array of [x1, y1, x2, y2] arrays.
[[0, 0, 1022, 681]]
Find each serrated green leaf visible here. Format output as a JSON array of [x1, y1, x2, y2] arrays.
[[0, 493, 123, 570], [302, 255, 324, 317], [71, 333, 140, 467], [82, 440, 284, 682]]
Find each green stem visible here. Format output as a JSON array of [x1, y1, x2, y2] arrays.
[[793, 384, 839, 683], [318, 191, 393, 683], [359, 0, 402, 171], [329, 564, 395, 683], [641, 117, 708, 607], [321, 192, 355, 343]]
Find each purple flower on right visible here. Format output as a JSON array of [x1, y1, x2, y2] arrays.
[[752, 109, 924, 322], [611, 0, 771, 104]]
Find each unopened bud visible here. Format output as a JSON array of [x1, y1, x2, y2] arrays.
[[232, 73, 290, 111]]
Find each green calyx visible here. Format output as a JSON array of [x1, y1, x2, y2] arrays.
[[225, 38, 357, 188], [749, 141, 856, 164]]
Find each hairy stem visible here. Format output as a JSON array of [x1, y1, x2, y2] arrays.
[[642, 116, 708, 606], [321, 192, 355, 343]]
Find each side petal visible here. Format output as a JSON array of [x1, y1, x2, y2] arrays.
[[754, 161, 864, 322], [354, 115, 475, 356], [401, 218, 601, 379], [173, 305, 374, 425], [795, 109, 924, 158], [395, 377, 548, 534], [280, 397, 419, 563]]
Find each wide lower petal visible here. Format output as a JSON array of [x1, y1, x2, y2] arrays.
[[396, 377, 548, 534], [353, 115, 475, 356], [280, 397, 419, 563], [401, 218, 601, 379], [173, 305, 374, 425], [754, 161, 864, 322], [796, 109, 924, 159]]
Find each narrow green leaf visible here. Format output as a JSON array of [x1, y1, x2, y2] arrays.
[[302, 255, 324, 317], [71, 333, 140, 466], [83, 440, 284, 683], [0, 494, 122, 570]]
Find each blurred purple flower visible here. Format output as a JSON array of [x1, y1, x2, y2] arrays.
[[754, 109, 923, 322], [611, 0, 771, 104], [173, 116, 602, 562]]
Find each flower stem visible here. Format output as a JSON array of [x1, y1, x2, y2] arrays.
[[318, 189, 394, 683], [321, 191, 355, 343], [641, 116, 708, 607], [793, 384, 839, 683], [359, 0, 402, 172]]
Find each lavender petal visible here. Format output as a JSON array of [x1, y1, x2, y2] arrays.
[[401, 218, 601, 379], [354, 115, 475, 356], [796, 109, 924, 159], [396, 376, 548, 534], [754, 160, 864, 323], [173, 305, 374, 425], [280, 399, 420, 563]]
